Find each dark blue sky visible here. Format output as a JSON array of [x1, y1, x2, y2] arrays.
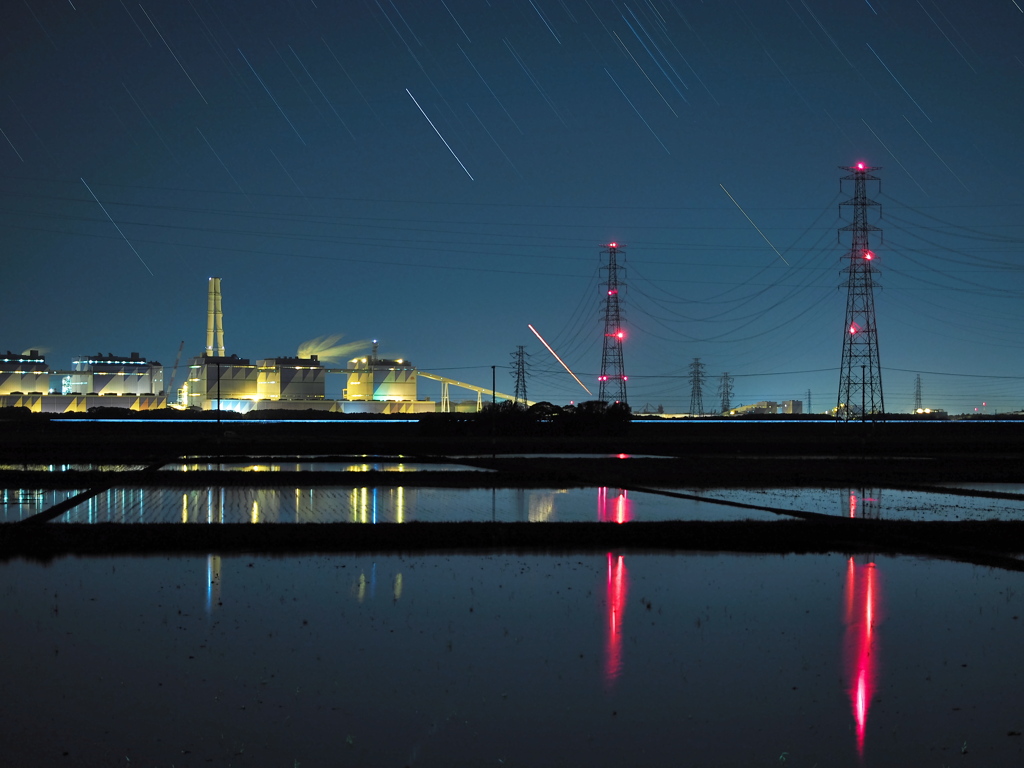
[[2, 1, 1022, 413]]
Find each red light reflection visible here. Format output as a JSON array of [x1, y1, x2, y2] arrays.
[[843, 557, 882, 756], [597, 487, 632, 523], [604, 552, 627, 685]]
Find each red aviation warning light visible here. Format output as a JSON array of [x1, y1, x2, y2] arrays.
[[856, 162, 866, 170], [849, 322, 861, 335], [609, 242, 618, 248], [863, 250, 874, 260], [616, 330, 625, 339]]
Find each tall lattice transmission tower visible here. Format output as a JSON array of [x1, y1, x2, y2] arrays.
[[837, 163, 885, 422], [511, 346, 529, 405], [598, 242, 627, 404], [913, 374, 922, 412], [717, 372, 734, 414], [688, 358, 706, 416]]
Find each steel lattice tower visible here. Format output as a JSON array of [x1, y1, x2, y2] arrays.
[[688, 358, 705, 416], [717, 371, 733, 415], [913, 374, 922, 412], [598, 242, 627, 404], [837, 163, 885, 422], [511, 345, 529, 405]]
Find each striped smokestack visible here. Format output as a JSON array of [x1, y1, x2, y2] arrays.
[[207, 277, 225, 357]]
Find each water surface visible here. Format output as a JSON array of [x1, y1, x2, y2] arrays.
[[2, 552, 1020, 767]]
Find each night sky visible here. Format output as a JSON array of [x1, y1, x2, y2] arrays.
[[2, 1, 1023, 413]]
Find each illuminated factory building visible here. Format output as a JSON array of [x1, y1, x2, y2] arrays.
[[0, 350, 48, 395], [66, 352, 164, 396], [0, 350, 167, 413], [346, 348, 416, 403], [257, 356, 325, 402], [182, 354, 260, 410], [0, 277, 518, 414]]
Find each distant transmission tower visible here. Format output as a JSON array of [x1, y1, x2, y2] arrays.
[[806, 389, 812, 414], [717, 372, 734, 414], [837, 163, 885, 422], [598, 242, 627, 404], [511, 345, 529, 405], [688, 358, 706, 416], [914, 374, 922, 412]]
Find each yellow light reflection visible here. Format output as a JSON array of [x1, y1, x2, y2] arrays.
[[356, 572, 367, 602], [393, 573, 403, 600], [182, 493, 188, 524], [397, 486, 405, 523], [251, 500, 259, 524], [529, 492, 557, 522]]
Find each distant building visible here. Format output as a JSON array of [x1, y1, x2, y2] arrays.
[[66, 352, 164, 396], [257, 356, 325, 401], [782, 400, 803, 414], [730, 401, 779, 416], [0, 393, 167, 413], [0, 350, 49, 395], [182, 354, 259, 410], [345, 354, 417, 403]]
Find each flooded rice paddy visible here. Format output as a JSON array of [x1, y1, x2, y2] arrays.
[[2, 551, 1021, 767], [4, 485, 1024, 524]]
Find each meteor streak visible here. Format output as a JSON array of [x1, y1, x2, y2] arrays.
[[406, 88, 474, 180], [81, 177, 154, 276], [719, 185, 789, 266], [866, 43, 931, 122], [528, 324, 592, 395]]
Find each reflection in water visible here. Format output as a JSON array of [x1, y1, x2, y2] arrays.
[[846, 489, 881, 519], [597, 487, 632, 523], [605, 552, 628, 686], [844, 556, 881, 756], [205, 555, 221, 614]]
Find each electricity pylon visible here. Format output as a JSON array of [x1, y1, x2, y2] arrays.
[[717, 372, 734, 414], [598, 242, 627, 404], [688, 358, 705, 416], [837, 163, 885, 422], [511, 346, 529, 405]]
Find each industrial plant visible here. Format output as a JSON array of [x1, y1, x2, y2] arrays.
[[0, 276, 521, 415], [0, 166, 921, 418]]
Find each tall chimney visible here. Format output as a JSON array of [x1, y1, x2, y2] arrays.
[[207, 277, 225, 357]]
